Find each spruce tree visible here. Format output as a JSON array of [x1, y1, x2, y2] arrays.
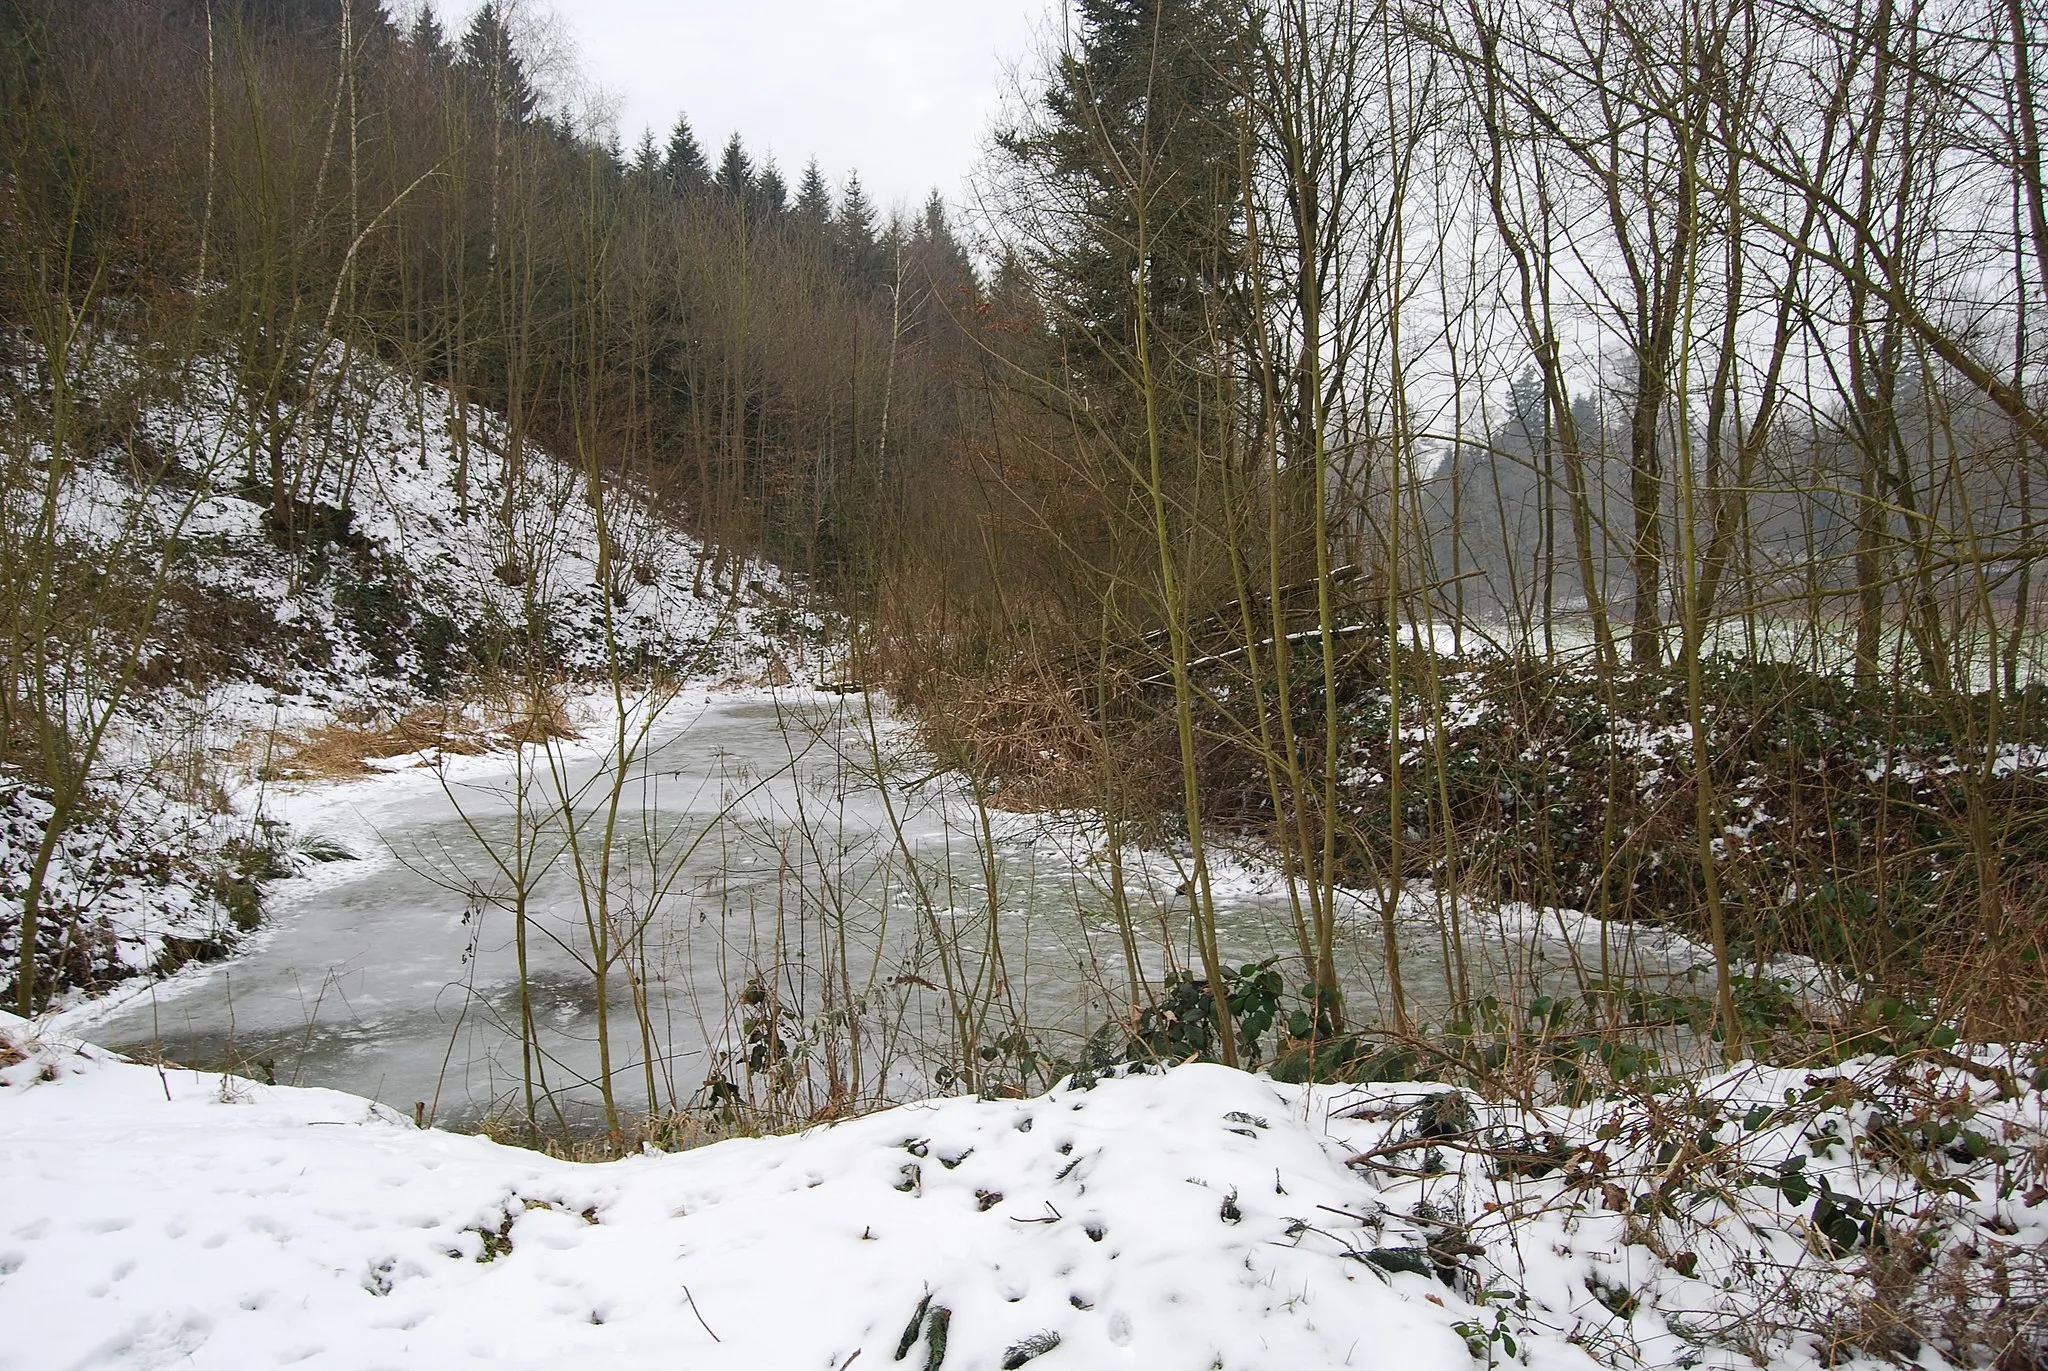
[[835, 171, 880, 285], [460, 2, 537, 124], [997, 0, 1242, 387], [663, 115, 708, 194], [918, 192, 976, 293], [792, 158, 832, 239], [878, 211, 906, 288], [754, 157, 788, 218], [904, 192, 977, 344], [715, 133, 754, 202], [917, 191, 974, 281], [631, 129, 662, 185], [407, 3, 451, 68]]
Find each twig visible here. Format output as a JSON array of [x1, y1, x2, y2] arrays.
[[1319, 1201, 1471, 1231], [682, 1283, 720, 1342], [1924, 1047, 2017, 1096]]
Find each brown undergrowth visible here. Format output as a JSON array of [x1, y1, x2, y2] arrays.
[[470, 1097, 877, 1162], [262, 678, 579, 781], [907, 634, 2048, 1046], [892, 654, 1156, 814]]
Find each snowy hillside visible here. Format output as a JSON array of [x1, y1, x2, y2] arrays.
[[63, 347, 811, 715], [3, 343, 822, 1011], [2, 1014, 2041, 1371]]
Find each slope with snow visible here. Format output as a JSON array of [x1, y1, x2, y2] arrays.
[[68, 347, 812, 717]]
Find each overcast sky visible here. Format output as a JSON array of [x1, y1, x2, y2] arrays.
[[440, 1, 1052, 217]]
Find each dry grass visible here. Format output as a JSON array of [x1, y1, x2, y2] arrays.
[[1925, 894, 2048, 1042], [905, 663, 1122, 812], [472, 1106, 768, 1161], [1890, 1231, 2048, 1370], [264, 679, 578, 781]]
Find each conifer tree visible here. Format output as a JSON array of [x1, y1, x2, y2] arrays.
[[792, 158, 832, 239], [917, 192, 973, 280], [835, 171, 880, 284], [716, 133, 754, 202], [878, 211, 906, 284], [754, 157, 788, 219], [460, 2, 537, 124], [903, 192, 976, 344], [407, 3, 451, 67], [663, 114, 707, 194], [997, 0, 1241, 381], [630, 129, 661, 185]]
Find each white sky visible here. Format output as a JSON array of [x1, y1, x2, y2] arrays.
[[439, 1, 1052, 217]]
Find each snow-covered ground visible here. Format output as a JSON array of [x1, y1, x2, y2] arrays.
[[3, 1013, 2042, 1371], [0, 772, 249, 1007], [76, 345, 817, 738]]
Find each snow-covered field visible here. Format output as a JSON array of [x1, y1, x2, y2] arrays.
[[3, 1012, 2042, 1371]]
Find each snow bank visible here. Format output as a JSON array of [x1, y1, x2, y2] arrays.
[[76, 347, 814, 726], [0, 1017, 1521, 1371], [4, 1013, 2042, 1370], [0, 772, 254, 1010]]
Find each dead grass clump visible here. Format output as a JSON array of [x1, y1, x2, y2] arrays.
[[267, 680, 578, 779], [472, 1106, 759, 1161], [469, 679, 577, 746], [1923, 892, 2048, 1043], [1822, 1239, 1928, 1365], [910, 665, 1110, 812], [1895, 1235, 2048, 1370], [267, 722, 396, 780]]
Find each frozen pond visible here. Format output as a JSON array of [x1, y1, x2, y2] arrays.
[[77, 690, 1693, 1130]]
